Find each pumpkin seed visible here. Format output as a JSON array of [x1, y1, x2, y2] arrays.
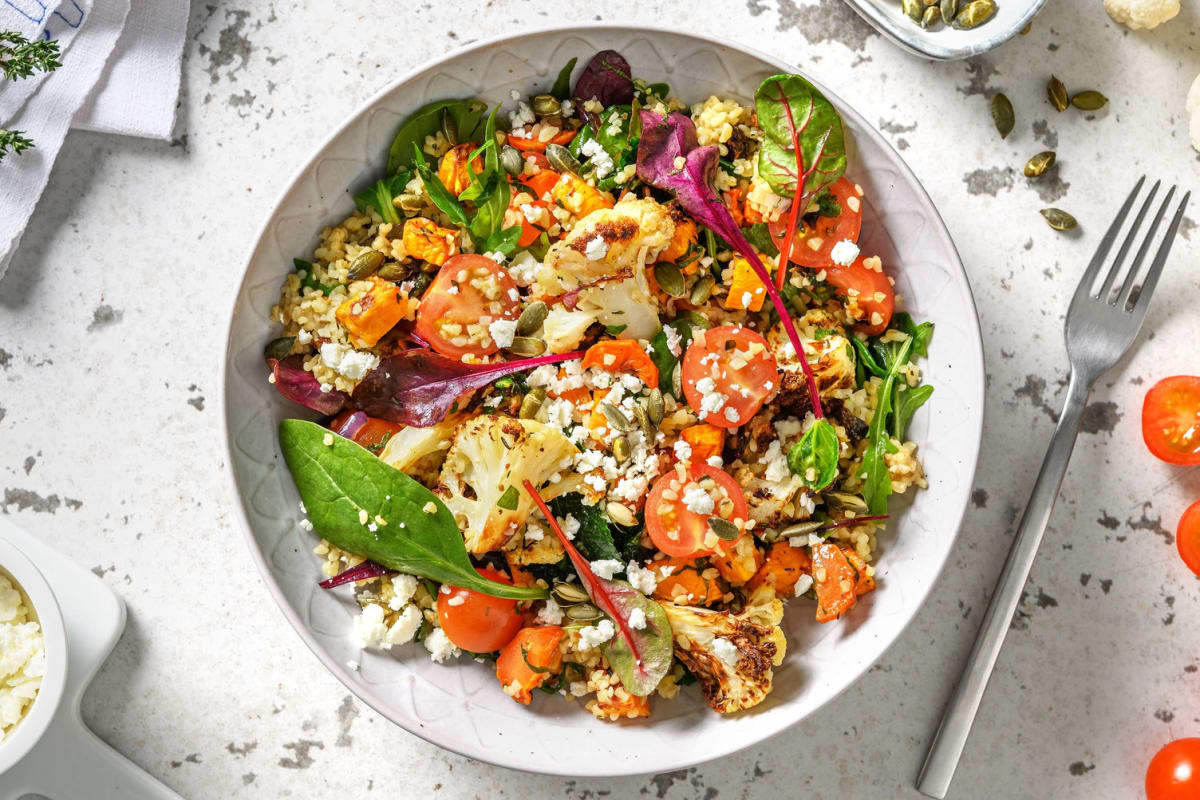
[[1020, 21, 1032, 34], [707, 517, 741, 541], [500, 145, 525, 176], [398, 193, 425, 211], [408, 271, 433, 297], [607, 501, 637, 527], [645, 388, 665, 426], [564, 603, 604, 622], [531, 93, 561, 116], [686, 310, 713, 330], [519, 387, 546, 419], [441, 108, 457, 146], [689, 275, 715, 305], [545, 143, 581, 175], [506, 336, 547, 357], [1071, 90, 1108, 111], [922, 0, 937, 6], [516, 300, 548, 336], [902, 0, 922, 21], [652, 262, 685, 297], [599, 402, 632, 432], [1048, 76, 1069, 112], [612, 435, 632, 465], [376, 262, 409, 283], [671, 363, 683, 397], [383, 222, 406, 241], [920, 5, 941, 27], [940, 0, 958, 22], [632, 403, 655, 439], [552, 582, 591, 605], [1024, 151, 1056, 178], [990, 92, 1014, 139], [953, 0, 995, 28], [1040, 208, 1078, 231], [778, 520, 827, 539], [264, 336, 295, 361], [347, 250, 385, 281], [826, 492, 870, 514]]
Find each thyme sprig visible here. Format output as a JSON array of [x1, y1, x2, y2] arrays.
[[1, 30, 64, 160]]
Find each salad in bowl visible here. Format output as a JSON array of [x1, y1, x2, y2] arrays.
[[266, 49, 933, 721]]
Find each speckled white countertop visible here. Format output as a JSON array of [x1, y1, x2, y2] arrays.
[[1, 1, 1198, 797]]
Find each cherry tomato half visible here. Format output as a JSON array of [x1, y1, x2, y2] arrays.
[[1147, 738, 1200, 800], [823, 254, 895, 336], [1176, 499, 1200, 577], [1143, 376, 1200, 465], [415, 254, 520, 360], [645, 464, 749, 558], [681, 325, 779, 428], [769, 177, 863, 268], [436, 567, 526, 653]]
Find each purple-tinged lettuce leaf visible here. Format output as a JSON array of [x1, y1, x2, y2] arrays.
[[351, 348, 584, 427], [572, 50, 634, 112], [268, 355, 348, 415], [634, 108, 827, 420]]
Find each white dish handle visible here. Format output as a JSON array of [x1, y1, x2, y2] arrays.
[[3, 713, 183, 800]]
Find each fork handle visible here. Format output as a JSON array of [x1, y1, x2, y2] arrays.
[[917, 371, 1091, 799]]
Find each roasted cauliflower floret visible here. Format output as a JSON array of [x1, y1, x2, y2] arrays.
[[769, 328, 857, 406], [660, 601, 786, 714], [434, 415, 577, 553], [541, 266, 662, 351], [378, 414, 463, 487]]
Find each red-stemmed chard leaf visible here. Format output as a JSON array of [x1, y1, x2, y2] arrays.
[[572, 50, 634, 121], [351, 349, 583, 427], [319, 559, 395, 589], [524, 481, 673, 696], [635, 109, 826, 420], [268, 355, 348, 415]]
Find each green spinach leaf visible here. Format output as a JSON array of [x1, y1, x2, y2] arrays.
[[753, 74, 846, 207], [649, 319, 696, 396], [741, 223, 781, 258], [353, 171, 410, 225], [387, 98, 488, 173], [412, 144, 469, 227], [550, 57, 577, 100], [295, 258, 336, 296], [787, 418, 840, 492], [468, 106, 510, 245], [893, 384, 934, 440], [859, 335, 913, 515], [279, 419, 546, 600], [483, 225, 522, 256], [550, 494, 618, 562]]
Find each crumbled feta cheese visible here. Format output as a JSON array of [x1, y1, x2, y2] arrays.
[[584, 235, 609, 261], [580, 138, 615, 179], [589, 559, 623, 580], [536, 598, 565, 625], [422, 501, 438, 514], [577, 619, 616, 650], [664, 324, 683, 356], [626, 561, 658, 595], [830, 239, 860, 267], [562, 514, 581, 540], [793, 573, 814, 597], [762, 440, 791, 483], [423, 628, 460, 663], [628, 607, 647, 630], [347, 659, 360, 671], [509, 101, 535, 129], [682, 485, 715, 515], [351, 603, 389, 649], [298, 518, 314, 531], [673, 439, 693, 462], [711, 636, 741, 668], [320, 342, 380, 381], [706, 455, 724, 468], [388, 575, 419, 610], [0, 575, 44, 737], [723, 406, 740, 423], [488, 318, 518, 349]]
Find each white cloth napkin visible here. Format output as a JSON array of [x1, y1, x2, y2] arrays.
[[0, 0, 188, 281]]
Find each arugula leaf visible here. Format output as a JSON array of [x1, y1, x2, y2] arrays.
[[741, 223, 781, 258], [278, 419, 546, 600], [353, 171, 410, 225], [483, 225, 522, 256], [859, 335, 914, 515], [550, 57, 577, 100], [467, 106, 510, 245], [849, 335, 886, 379], [550, 494, 618, 562], [648, 319, 696, 396], [387, 98, 488, 173], [894, 312, 934, 357], [412, 144, 469, 227], [894, 384, 934, 440], [294, 258, 336, 296], [787, 418, 840, 492]]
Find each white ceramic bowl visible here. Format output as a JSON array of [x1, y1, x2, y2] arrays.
[[843, 0, 1047, 60], [222, 24, 986, 776], [0, 538, 68, 776]]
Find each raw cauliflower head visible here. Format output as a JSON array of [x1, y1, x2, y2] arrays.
[[1103, 0, 1179, 29], [435, 415, 577, 553], [660, 600, 787, 714]]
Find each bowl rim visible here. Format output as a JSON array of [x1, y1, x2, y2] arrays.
[[221, 21, 986, 776], [841, 0, 1048, 61], [0, 537, 69, 775]]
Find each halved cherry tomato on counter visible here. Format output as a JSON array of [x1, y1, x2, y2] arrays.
[[681, 325, 779, 429], [1147, 738, 1200, 800], [645, 463, 749, 558], [327, 411, 403, 451], [1176, 499, 1200, 577], [768, 177, 863, 268], [581, 339, 659, 387], [414, 254, 520, 360], [506, 126, 577, 152], [1142, 376, 1200, 466], [436, 567, 526, 653], [823, 254, 895, 336], [495, 626, 564, 704]]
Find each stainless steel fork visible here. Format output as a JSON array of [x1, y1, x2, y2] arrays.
[[916, 177, 1191, 799]]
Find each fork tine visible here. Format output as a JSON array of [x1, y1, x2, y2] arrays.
[[1097, 179, 1160, 300], [1125, 190, 1190, 314], [1113, 185, 1175, 307], [1075, 176, 1145, 301]]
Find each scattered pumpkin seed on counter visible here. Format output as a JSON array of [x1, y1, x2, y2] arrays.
[[1071, 90, 1108, 111], [1024, 151, 1056, 178], [1040, 208, 1078, 231], [991, 92, 1015, 139], [1048, 76, 1069, 112]]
